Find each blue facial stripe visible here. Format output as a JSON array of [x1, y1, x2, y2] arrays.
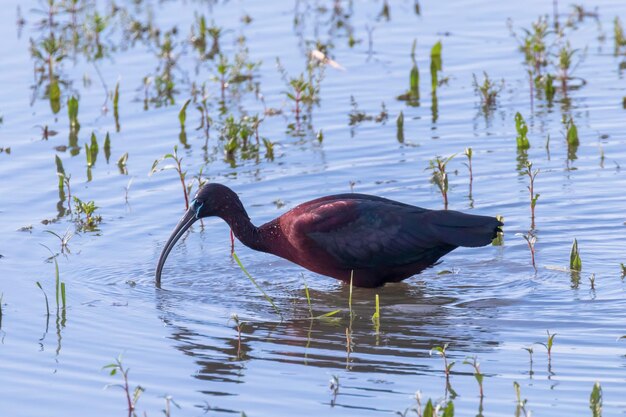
[[195, 202, 204, 219]]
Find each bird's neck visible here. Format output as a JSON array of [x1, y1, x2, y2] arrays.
[[222, 212, 265, 251], [215, 193, 266, 252]]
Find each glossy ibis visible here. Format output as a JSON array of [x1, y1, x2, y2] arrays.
[[156, 183, 502, 288]]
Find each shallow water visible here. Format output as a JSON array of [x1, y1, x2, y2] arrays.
[[1, 0, 626, 416]]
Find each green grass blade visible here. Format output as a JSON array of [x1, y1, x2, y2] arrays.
[[36, 281, 50, 318], [232, 252, 281, 318]]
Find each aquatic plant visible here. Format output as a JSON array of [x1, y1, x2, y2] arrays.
[[513, 382, 530, 417], [524, 161, 540, 229], [589, 273, 596, 290], [463, 356, 484, 398], [55, 155, 72, 204], [67, 95, 80, 132], [514, 112, 530, 150], [566, 117, 579, 147], [620, 263, 626, 278], [103, 133, 111, 163], [160, 395, 180, 417], [277, 58, 321, 123], [102, 355, 145, 417], [232, 252, 281, 318], [371, 294, 380, 323], [45, 229, 74, 254], [538, 73, 556, 102], [178, 98, 191, 130], [117, 152, 129, 175], [513, 16, 550, 73], [615, 17, 626, 54], [463, 148, 473, 199], [302, 276, 340, 321], [590, 382, 602, 417], [73, 196, 102, 231], [517, 231, 537, 271], [556, 42, 580, 92], [396, 111, 404, 143], [113, 81, 120, 131], [348, 97, 388, 125], [408, 397, 454, 417], [429, 155, 455, 210], [348, 271, 354, 319], [397, 39, 420, 105], [36, 281, 50, 320], [430, 41, 442, 92], [570, 239, 582, 271], [523, 346, 534, 376], [541, 330, 556, 363], [150, 145, 189, 210], [88, 132, 99, 166], [229, 313, 245, 358], [473, 72, 504, 111], [431, 343, 455, 378]]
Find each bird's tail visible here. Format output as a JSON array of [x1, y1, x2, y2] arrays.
[[427, 210, 502, 248]]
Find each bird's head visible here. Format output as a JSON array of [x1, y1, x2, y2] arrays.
[[155, 183, 245, 287]]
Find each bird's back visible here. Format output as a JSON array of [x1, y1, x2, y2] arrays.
[[260, 193, 500, 287]]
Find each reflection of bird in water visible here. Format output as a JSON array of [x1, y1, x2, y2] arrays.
[[156, 184, 502, 288]]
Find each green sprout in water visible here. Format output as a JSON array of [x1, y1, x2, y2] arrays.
[[615, 17, 626, 54], [430, 41, 442, 93], [396, 39, 420, 106], [515, 16, 549, 73], [67, 95, 80, 132], [302, 275, 340, 321], [540, 330, 557, 365], [473, 72, 504, 113], [45, 229, 74, 254], [396, 111, 404, 143], [463, 147, 473, 201], [104, 133, 111, 163], [620, 263, 626, 279], [430, 343, 456, 396], [36, 281, 50, 323], [566, 117, 579, 160], [150, 145, 190, 210], [517, 231, 537, 271], [523, 346, 534, 377], [232, 252, 281, 318], [371, 293, 381, 339], [117, 153, 129, 175], [102, 355, 145, 417], [570, 239, 582, 271], [513, 381, 530, 417], [463, 356, 484, 398], [229, 313, 245, 359], [515, 112, 530, 150], [429, 154, 455, 210], [73, 196, 102, 231], [113, 80, 120, 131], [524, 161, 540, 229], [590, 382, 602, 417], [160, 395, 180, 417], [557, 42, 580, 93]]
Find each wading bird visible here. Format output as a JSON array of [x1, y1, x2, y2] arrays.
[[156, 184, 502, 288]]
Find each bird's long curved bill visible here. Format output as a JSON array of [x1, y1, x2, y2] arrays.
[[156, 208, 198, 287]]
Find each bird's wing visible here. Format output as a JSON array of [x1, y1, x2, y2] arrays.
[[289, 197, 448, 269]]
